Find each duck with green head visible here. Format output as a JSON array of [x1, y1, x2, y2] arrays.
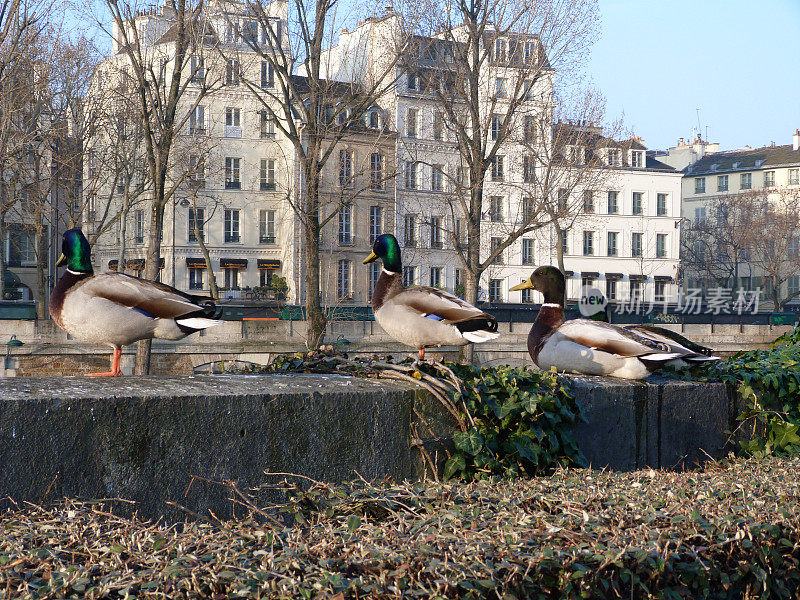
[[50, 228, 222, 376], [364, 234, 499, 360], [510, 266, 715, 379]]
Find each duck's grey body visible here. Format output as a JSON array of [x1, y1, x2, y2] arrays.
[[53, 271, 218, 349]]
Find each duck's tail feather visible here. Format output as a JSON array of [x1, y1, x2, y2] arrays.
[[456, 316, 499, 343], [175, 301, 223, 334]]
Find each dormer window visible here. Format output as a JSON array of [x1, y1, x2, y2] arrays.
[[568, 145, 584, 165], [630, 150, 643, 168], [368, 110, 380, 129], [607, 148, 621, 166], [337, 108, 348, 125], [524, 40, 537, 62], [494, 38, 506, 62], [407, 71, 418, 91]]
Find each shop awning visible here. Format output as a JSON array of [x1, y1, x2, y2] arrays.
[[605, 272, 624, 279], [581, 271, 599, 278], [186, 257, 207, 268], [654, 275, 673, 282], [629, 274, 648, 281], [257, 259, 281, 269], [220, 258, 248, 269]]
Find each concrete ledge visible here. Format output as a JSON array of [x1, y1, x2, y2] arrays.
[[568, 376, 739, 471], [0, 374, 744, 519], [0, 375, 439, 520]]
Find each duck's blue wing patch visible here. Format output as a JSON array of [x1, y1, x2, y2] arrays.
[[424, 313, 445, 321], [132, 306, 155, 318]]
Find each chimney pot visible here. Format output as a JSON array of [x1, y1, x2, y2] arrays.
[[794, 129, 800, 151]]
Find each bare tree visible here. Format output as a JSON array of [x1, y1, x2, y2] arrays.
[[409, 0, 599, 312], [223, 0, 412, 349], [91, 0, 220, 373]]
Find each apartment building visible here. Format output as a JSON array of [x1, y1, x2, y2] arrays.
[[661, 130, 800, 306]]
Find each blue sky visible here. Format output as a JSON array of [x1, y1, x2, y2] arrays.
[[588, 0, 800, 152]]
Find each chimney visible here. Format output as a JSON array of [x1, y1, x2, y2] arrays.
[[794, 129, 800, 152]]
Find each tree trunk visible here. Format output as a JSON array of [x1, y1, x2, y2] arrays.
[[35, 216, 47, 318], [303, 210, 325, 350], [134, 200, 165, 375]]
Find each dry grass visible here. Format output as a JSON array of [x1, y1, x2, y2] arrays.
[[2, 456, 800, 598]]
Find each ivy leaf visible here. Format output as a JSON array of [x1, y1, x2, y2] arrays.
[[443, 454, 466, 480], [454, 430, 484, 455]]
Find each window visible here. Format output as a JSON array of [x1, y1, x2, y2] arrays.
[[405, 161, 417, 189], [368, 111, 380, 129], [494, 38, 506, 62], [407, 71, 418, 91], [260, 61, 274, 88], [490, 155, 504, 181], [454, 219, 466, 248], [189, 154, 205, 184], [741, 172, 752, 189], [339, 149, 353, 188], [431, 164, 444, 191], [404, 214, 417, 247], [524, 40, 537, 61], [7, 226, 35, 265], [406, 108, 418, 137], [607, 232, 618, 256], [225, 107, 241, 137], [370, 153, 384, 190], [188, 208, 204, 242], [607, 190, 618, 214], [657, 193, 668, 216], [522, 80, 534, 101], [367, 261, 381, 300], [581, 276, 595, 291], [403, 266, 417, 287], [789, 236, 800, 260], [433, 112, 444, 140], [494, 77, 506, 98], [632, 192, 643, 215], [491, 237, 503, 264], [606, 278, 617, 301], [654, 280, 666, 303], [521, 288, 534, 303], [557, 189, 568, 210], [523, 155, 535, 183], [631, 232, 643, 257], [490, 114, 502, 140], [788, 276, 800, 298], [337, 259, 351, 299], [765, 171, 775, 187], [430, 216, 442, 248], [790, 169, 799, 186], [225, 157, 241, 189], [695, 206, 706, 224], [489, 279, 502, 302], [694, 240, 706, 263], [260, 158, 276, 190], [259, 209, 276, 244], [489, 196, 503, 222], [369, 206, 383, 243], [630, 150, 643, 167], [430, 267, 443, 288], [189, 105, 205, 134], [134, 209, 144, 244], [190, 56, 204, 83], [582, 190, 594, 213], [522, 197, 535, 222], [717, 175, 728, 192], [339, 204, 352, 245], [607, 149, 620, 166], [189, 267, 204, 290], [630, 280, 643, 300], [695, 177, 706, 194], [656, 233, 667, 258], [522, 239, 535, 264], [561, 230, 569, 255], [225, 59, 239, 85], [260, 111, 275, 138], [224, 209, 240, 243], [582, 231, 594, 256], [523, 115, 536, 143]]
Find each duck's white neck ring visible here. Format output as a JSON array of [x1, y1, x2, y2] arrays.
[[541, 303, 562, 308], [66, 268, 85, 276], [383, 268, 400, 275]]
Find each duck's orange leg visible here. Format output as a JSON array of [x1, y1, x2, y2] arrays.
[[87, 348, 122, 377]]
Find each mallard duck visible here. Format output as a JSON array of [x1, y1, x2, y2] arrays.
[[50, 228, 222, 376], [589, 302, 715, 356], [509, 266, 715, 379], [363, 234, 499, 360]]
